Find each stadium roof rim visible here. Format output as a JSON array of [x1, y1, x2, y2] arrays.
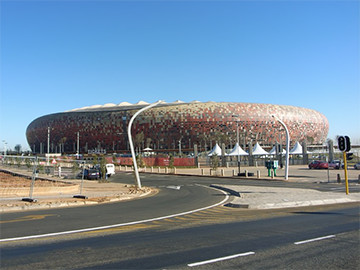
[[65, 100, 210, 112]]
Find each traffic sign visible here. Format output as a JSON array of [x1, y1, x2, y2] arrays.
[[51, 159, 57, 164]]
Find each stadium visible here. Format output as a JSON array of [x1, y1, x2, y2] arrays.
[[26, 101, 329, 154]]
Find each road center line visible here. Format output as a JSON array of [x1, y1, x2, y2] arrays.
[[188, 252, 255, 267], [294, 235, 336, 245], [0, 186, 229, 243]]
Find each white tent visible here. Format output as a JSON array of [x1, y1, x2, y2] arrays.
[[290, 142, 302, 154], [290, 141, 312, 154], [208, 143, 222, 156], [252, 142, 269, 155], [269, 146, 286, 155], [226, 143, 249, 156]]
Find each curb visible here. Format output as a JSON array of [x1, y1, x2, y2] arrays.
[[0, 190, 153, 213], [137, 171, 288, 182], [209, 184, 241, 197], [209, 185, 360, 210]]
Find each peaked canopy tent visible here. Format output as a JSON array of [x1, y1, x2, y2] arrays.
[[289, 142, 303, 155], [289, 141, 312, 154], [226, 143, 249, 156], [269, 146, 286, 155], [252, 142, 269, 156], [208, 143, 222, 156]]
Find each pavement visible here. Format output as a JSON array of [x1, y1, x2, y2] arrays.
[[0, 165, 360, 213], [211, 184, 360, 209]]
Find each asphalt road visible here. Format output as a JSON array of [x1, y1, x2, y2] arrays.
[[1, 172, 358, 240], [0, 181, 225, 239], [1, 204, 358, 269], [1, 173, 359, 269]]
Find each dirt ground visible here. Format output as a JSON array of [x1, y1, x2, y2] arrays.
[[0, 170, 154, 212], [0, 172, 70, 188]]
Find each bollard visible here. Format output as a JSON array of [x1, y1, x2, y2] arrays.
[[201, 168, 204, 175], [257, 170, 260, 179], [158, 167, 161, 173], [125, 166, 127, 171], [144, 166, 146, 172], [221, 169, 224, 176], [226, 162, 229, 168], [174, 167, 177, 174], [337, 174, 341, 183], [165, 167, 169, 174], [271, 170, 274, 179], [233, 169, 236, 176], [245, 170, 248, 178]]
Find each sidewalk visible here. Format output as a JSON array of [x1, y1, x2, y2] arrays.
[[211, 184, 360, 209]]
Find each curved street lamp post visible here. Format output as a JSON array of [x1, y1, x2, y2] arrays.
[[272, 115, 290, 180], [127, 100, 164, 189]]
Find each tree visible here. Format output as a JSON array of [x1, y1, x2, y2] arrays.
[[210, 154, 220, 175], [99, 156, 108, 183], [15, 157, 21, 168], [134, 132, 144, 153], [136, 154, 145, 168], [25, 158, 32, 171], [112, 155, 118, 165], [146, 137, 152, 149], [14, 144, 22, 153]]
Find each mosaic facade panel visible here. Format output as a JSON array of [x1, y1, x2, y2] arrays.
[[26, 102, 329, 153]]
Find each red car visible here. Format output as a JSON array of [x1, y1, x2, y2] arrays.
[[309, 160, 328, 169]]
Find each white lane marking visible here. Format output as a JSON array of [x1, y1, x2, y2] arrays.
[[330, 187, 344, 191], [166, 185, 181, 190], [294, 235, 336, 245], [0, 186, 229, 242], [188, 252, 255, 267]]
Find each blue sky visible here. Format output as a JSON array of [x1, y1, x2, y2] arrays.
[[1, 0, 359, 151]]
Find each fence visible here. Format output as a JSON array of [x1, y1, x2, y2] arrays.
[[0, 155, 84, 202]]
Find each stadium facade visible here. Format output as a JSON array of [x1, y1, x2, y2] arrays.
[[26, 101, 329, 154]]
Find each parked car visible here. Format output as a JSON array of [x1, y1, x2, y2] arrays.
[[354, 163, 360, 170], [328, 160, 341, 169], [105, 164, 115, 178], [90, 164, 115, 178], [308, 160, 328, 169], [77, 169, 100, 180]]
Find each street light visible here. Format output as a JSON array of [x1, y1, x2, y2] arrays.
[[127, 100, 164, 189], [2, 140, 7, 156], [272, 115, 290, 180], [232, 115, 241, 175], [47, 127, 51, 165], [76, 132, 80, 157]]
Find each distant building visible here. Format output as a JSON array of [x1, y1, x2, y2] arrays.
[[26, 101, 329, 154]]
